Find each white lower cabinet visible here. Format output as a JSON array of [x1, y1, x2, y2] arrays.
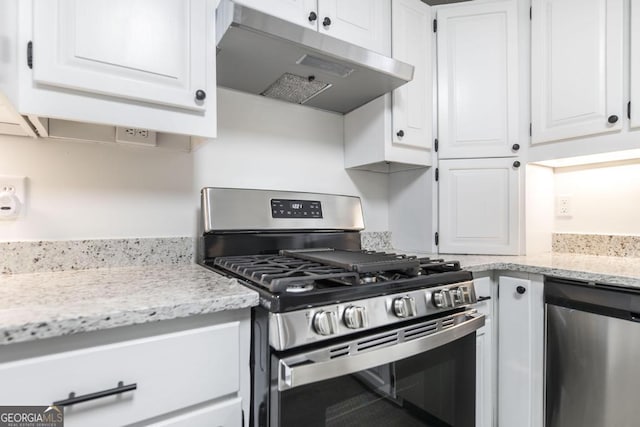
[[473, 273, 494, 427], [153, 397, 242, 427], [497, 273, 544, 427], [0, 311, 250, 427]]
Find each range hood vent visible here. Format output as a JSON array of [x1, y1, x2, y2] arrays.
[[215, 1, 414, 114]]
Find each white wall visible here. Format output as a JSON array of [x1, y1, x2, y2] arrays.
[[194, 88, 389, 233], [0, 135, 195, 241], [0, 88, 389, 242], [553, 160, 640, 235]]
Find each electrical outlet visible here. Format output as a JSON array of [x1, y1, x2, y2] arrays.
[[115, 127, 157, 147], [556, 195, 572, 217], [0, 176, 26, 220]]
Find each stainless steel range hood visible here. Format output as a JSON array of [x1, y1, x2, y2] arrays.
[[215, 1, 414, 114]]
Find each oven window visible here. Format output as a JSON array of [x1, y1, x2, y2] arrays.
[[272, 333, 476, 427]]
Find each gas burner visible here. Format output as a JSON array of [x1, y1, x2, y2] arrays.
[[360, 276, 378, 284], [285, 283, 315, 293]]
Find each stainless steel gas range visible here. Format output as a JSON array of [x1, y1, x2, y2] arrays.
[[200, 188, 485, 427]]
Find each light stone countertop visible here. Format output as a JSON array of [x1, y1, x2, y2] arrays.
[[406, 252, 640, 287], [0, 264, 259, 345], [2, 250, 639, 346]]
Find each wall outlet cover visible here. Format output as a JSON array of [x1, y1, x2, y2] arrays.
[[555, 195, 572, 218], [0, 176, 26, 220], [115, 127, 157, 147]]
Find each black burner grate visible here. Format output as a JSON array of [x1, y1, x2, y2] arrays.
[[214, 255, 360, 293], [214, 252, 463, 295]]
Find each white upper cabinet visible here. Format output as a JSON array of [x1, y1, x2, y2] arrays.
[[232, 0, 316, 30], [531, 0, 624, 144], [438, 158, 521, 255], [391, 0, 432, 154], [318, 0, 391, 56], [437, 0, 520, 159], [0, 0, 217, 138], [344, 0, 431, 172], [631, 2, 640, 128], [233, 0, 391, 55], [33, 0, 209, 111]]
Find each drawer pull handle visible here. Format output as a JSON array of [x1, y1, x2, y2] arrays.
[[53, 381, 137, 407]]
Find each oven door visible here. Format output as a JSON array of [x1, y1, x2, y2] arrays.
[[270, 309, 484, 427]]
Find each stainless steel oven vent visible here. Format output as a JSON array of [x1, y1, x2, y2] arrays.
[[260, 73, 332, 104], [297, 54, 355, 78]]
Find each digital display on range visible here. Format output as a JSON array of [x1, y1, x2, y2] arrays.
[[271, 199, 323, 218]]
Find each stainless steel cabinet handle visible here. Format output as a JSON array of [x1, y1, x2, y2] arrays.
[[278, 310, 484, 391], [53, 381, 137, 407]]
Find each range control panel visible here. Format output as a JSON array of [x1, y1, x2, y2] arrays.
[[271, 199, 323, 219]]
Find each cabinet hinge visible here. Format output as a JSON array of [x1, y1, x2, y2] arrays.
[[434, 138, 439, 152], [529, 122, 532, 137], [434, 232, 439, 246], [435, 167, 439, 181], [27, 41, 33, 69], [433, 19, 437, 33], [529, 6, 532, 20], [628, 101, 632, 120]]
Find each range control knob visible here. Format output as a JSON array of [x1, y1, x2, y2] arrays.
[[451, 288, 463, 305], [432, 290, 448, 308], [313, 311, 338, 336], [393, 296, 417, 318], [343, 306, 368, 329]]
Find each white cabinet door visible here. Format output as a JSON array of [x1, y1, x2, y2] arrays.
[[631, 2, 640, 128], [151, 397, 241, 427], [318, 0, 391, 55], [531, 0, 624, 143], [437, 0, 519, 159], [232, 0, 317, 30], [438, 158, 521, 255], [474, 275, 493, 427], [391, 0, 432, 158], [33, 0, 211, 111], [497, 275, 544, 427]]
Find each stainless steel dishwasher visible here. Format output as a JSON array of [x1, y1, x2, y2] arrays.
[[545, 277, 640, 427]]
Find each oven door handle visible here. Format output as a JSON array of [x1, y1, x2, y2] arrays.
[[278, 310, 485, 391]]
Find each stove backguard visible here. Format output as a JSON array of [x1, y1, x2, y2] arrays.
[[201, 231, 362, 262]]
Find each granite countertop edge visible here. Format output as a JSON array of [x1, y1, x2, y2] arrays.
[[0, 264, 259, 346], [422, 253, 640, 288], [2, 253, 639, 346]]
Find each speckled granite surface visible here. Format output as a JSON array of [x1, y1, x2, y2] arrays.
[[361, 231, 394, 251], [407, 251, 640, 288], [0, 264, 258, 345], [553, 233, 640, 257], [0, 238, 194, 275]]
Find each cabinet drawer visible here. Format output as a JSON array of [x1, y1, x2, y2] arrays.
[[0, 322, 240, 427], [151, 397, 241, 427]]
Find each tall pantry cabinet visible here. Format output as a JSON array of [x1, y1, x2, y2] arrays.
[[435, 0, 524, 255]]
